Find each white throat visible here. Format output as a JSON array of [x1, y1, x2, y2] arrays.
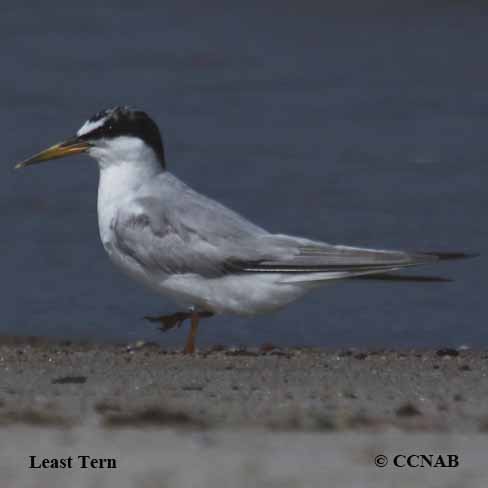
[[90, 136, 162, 171]]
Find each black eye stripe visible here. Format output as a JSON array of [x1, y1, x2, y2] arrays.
[[78, 106, 166, 167], [78, 125, 107, 140]]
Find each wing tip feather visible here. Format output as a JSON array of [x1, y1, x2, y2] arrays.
[[421, 251, 480, 261]]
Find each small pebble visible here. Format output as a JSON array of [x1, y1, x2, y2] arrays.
[[396, 403, 422, 417], [436, 348, 459, 357]]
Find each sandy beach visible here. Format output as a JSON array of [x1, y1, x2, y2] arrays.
[[1, 336, 488, 487]]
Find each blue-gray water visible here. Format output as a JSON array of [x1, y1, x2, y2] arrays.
[[1, 2, 485, 348]]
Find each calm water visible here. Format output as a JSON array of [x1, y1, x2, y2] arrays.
[[1, 2, 485, 347]]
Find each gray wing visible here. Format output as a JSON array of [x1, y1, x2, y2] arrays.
[[111, 172, 270, 277], [112, 172, 460, 279]]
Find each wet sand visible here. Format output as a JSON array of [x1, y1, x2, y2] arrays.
[[1, 336, 488, 486]]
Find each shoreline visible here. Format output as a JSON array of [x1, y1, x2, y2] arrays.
[[0, 335, 486, 432], [2, 335, 488, 487]]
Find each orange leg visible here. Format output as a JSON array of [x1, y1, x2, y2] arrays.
[[146, 310, 213, 353], [183, 312, 200, 354]]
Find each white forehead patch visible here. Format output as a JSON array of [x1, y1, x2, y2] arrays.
[[77, 116, 108, 137]]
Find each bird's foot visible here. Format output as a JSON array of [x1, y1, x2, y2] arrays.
[[144, 311, 215, 354], [144, 312, 192, 332]]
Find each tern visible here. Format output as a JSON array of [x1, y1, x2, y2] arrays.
[[16, 106, 474, 353]]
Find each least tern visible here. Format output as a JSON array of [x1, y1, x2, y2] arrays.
[[16, 106, 474, 353]]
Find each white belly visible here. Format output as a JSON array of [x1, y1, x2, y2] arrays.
[[97, 165, 316, 316], [99, 216, 310, 315], [101, 236, 311, 315], [98, 203, 317, 315], [155, 273, 312, 315]]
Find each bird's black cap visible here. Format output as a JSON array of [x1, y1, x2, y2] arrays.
[[78, 106, 166, 166]]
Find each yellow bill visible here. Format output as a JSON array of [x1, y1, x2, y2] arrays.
[[15, 138, 91, 169]]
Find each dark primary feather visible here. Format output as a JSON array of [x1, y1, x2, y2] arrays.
[[352, 273, 452, 283], [228, 249, 476, 274]]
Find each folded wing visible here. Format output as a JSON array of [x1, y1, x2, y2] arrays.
[[112, 173, 471, 281]]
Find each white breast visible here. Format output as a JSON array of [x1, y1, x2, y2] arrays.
[[96, 144, 164, 292], [95, 139, 162, 247], [97, 165, 131, 252]]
